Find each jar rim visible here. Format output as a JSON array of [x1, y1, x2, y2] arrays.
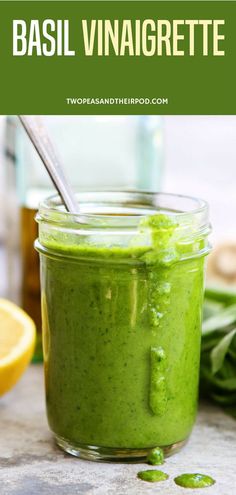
[[37, 190, 209, 229], [36, 190, 211, 263]]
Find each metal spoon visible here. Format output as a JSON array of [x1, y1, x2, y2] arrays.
[[18, 115, 79, 214]]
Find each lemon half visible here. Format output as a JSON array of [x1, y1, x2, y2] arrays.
[[0, 299, 36, 396]]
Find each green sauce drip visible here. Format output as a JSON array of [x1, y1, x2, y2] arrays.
[[174, 473, 215, 489], [147, 446, 164, 465], [149, 347, 167, 416], [138, 469, 169, 482], [140, 213, 179, 266]]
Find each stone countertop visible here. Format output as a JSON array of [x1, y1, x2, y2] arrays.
[[0, 366, 236, 495]]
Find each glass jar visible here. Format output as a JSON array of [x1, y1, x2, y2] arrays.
[[35, 191, 211, 461]]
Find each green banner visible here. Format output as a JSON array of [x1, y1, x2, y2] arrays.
[[0, 1, 235, 114]]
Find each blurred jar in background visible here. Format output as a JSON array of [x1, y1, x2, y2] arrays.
[[5, 115, 164, 361]]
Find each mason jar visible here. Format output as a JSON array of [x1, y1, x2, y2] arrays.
[[35, 191, 211, 461]]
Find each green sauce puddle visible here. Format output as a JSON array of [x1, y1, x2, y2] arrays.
[[174, 473, 216, 489], [137, 469, 169, 482], [137, 448, 216, 489]]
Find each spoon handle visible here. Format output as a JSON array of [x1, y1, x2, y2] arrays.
[[18, 115, 79, 214]]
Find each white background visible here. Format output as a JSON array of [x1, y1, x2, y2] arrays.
[[163, 116, 236, 243]]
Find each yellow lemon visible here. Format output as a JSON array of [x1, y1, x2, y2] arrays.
[[0, 299, 36, 396]]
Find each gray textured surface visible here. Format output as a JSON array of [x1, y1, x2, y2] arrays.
[[0, 365, 236, 495]]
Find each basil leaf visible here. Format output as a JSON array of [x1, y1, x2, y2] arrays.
[[202, 305, 236, 335], [219, 359, 236, 379], [211, 392, 236, 405], [205, 286, 236, 305], [203, 300, 223, 321], [203, 372, 236, 391], [211, 329, 236, 375], [200, 295, 236, 416], [201, 334, 225, 353]]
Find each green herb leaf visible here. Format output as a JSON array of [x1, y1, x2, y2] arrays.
[[201, 367, 236, 391], [201, 335, 224, 353], [205, 286, 236, 305], [202, 305, 236, 335], [211, 392, 236, 405], [211, 329, 236, 374], [203, 299, 224, 321], [200, 292, 236, 416]]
